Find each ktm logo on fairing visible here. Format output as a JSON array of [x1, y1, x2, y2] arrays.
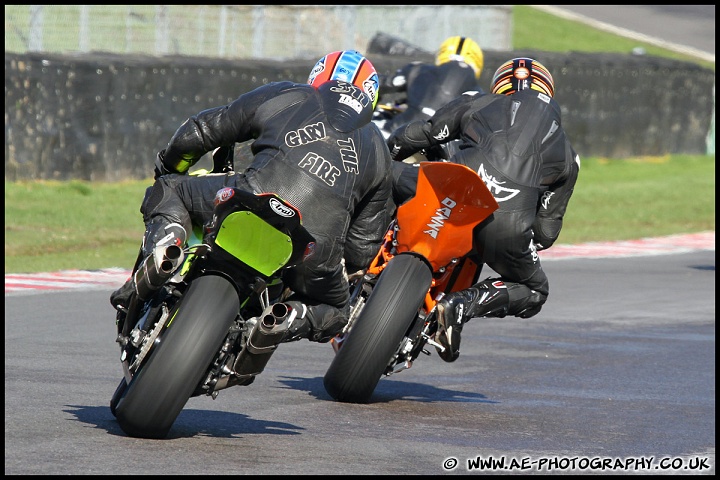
[[424, 197, 456, 238]]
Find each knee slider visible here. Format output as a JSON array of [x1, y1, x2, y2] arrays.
[[141, 176, 191, 225], [142, 221, 187, 258], [506, 284, 546, 318], [518, 304, 543, 318]]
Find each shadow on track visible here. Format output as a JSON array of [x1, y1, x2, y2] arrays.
[[64, 405, 304, 439]]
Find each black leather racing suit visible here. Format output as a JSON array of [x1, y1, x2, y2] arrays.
[[375, 60, 482, 138], [376, 60, 482, 197], [387, 89, 580, 317], [143, 80, 395, 341]]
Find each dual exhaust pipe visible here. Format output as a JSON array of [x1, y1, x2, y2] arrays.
[[233, 302, 296, 377], [133, 244, 185, 301], [132, 243, 295, 381]]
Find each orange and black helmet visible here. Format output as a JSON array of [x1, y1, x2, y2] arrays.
[[490, 57, 555, 97]]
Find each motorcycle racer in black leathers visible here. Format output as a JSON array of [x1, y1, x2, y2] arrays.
[[375, 36, 484, 138], [111, 50, 395, 343], [386, 57, 580, 362], [374, 36, 485, 205]]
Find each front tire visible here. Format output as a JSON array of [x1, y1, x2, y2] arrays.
[[109, 377, 127, 418], [323, 254, 432, 403], [115, 275, 239, 438]]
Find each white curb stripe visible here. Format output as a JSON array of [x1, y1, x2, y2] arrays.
[[4, 232, 715, 295]]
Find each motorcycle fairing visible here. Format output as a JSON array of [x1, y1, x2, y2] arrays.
[[208, 189, 316, 278], [394, 162, 498, 271], [215, 212, 294, 277]]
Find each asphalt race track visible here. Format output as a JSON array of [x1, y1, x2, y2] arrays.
[[4, 249, 714, 475], [4, 5, 715, 474]]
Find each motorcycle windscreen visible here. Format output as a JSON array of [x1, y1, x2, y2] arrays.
[[214, 211, 293, 277], [395, 162, 498, 270]]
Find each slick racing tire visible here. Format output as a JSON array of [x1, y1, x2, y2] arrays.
[[115, 275, 239, 439], [323, 253, 432, 403], [110, 377, 127, 418]]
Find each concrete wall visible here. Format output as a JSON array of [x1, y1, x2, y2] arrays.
[[5, 49, 715, 182]]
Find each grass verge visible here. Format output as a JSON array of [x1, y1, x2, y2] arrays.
[[4, 154, 715, 274]]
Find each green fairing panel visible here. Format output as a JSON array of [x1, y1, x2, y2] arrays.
[[215, 211, 293, 277]]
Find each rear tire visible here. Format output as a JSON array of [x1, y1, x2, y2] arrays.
[[323, 254, 432, 403], [115, 275, 239, 438]]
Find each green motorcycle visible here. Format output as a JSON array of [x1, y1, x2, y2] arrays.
[[110, 149, 315, 439]]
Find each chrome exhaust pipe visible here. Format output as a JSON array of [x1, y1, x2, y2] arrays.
[[133, 244, 185, 301], [233, 303, 296, 377]]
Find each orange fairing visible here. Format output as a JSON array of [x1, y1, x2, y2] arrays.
[[395, 162, 498, 271]]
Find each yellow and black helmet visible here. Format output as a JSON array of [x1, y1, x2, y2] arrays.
[[490, 57, 555, 97], [435, 36, 484, 80]]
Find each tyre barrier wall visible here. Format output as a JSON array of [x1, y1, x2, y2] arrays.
[[5, 47, 715, 182]]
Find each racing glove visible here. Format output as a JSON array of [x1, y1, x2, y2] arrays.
[[154, 149, 175, 179], [386, 120, 434, 161]]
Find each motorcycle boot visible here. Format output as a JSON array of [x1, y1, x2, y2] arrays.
[[282, 300, 312, 342], [435, 279, 509, 362], [282, 300, 350, 343], [110, 222, 186, 315]]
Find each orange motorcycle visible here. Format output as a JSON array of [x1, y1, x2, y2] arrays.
[[324, 161, 498, 403]]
